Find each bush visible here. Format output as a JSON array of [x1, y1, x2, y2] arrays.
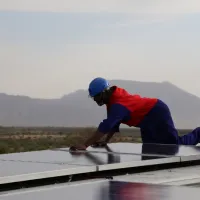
[[0, 127, 190, 154]]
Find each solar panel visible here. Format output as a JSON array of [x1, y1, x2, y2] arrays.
[[0, 149, 87, 165], [0, 180, 200, 200], [53, 142, 200, 165], [114, 165, 200, 185], [0, 147, 173, 165], [0, 160, 96, 184], [63, 148, 179, 171], [0, 153, 178, 185], [139, 143, 200, 161], [0, 142, 199, 185], [1, 143, 200, 162], [175, 145, 200, 161], [0, 143, 181, 184], [83, 143, 200, 161]]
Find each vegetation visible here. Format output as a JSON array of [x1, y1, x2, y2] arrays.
[[0, 126, 191, 154]]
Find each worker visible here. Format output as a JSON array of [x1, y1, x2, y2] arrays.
[[69, 77, 200, 151]]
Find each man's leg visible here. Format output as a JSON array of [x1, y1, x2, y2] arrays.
[[155, 111, 179, 144], [178, 127, 200, 145], [140, 125, 156, 144], [139, 99, 179, 144], [140, 125, 179, 160], [140, 127, 160, 160], [143, 99, 200, 145]]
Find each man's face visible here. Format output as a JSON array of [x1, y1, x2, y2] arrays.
[[93, 93, 104, 106], [90, 89, 111, 106]]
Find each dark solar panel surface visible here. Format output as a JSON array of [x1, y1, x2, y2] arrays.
[[0, 143, 199, 184], [1, 180, 200, 200]]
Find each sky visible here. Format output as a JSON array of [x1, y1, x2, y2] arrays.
[[0, 0, 200, 98]]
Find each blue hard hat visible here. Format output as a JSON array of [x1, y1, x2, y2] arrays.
[[88, 77, 110, 97]]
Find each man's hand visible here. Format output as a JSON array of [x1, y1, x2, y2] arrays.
[[69, 130, 113, 152], [91, 141, 107, 147], [90, 131, 116, 148], [69, 144, 87, 151]]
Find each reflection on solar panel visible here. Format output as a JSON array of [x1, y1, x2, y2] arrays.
[[0, 143, 200, 199], [1, 180, 200, 200]]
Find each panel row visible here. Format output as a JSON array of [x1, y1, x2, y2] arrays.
[[0, 180, 200, 200], [0, 143, 199, 185]]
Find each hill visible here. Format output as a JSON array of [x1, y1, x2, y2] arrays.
[[0, 80, 199, 129]]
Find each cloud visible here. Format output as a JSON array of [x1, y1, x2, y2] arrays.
[[1, 0, 200, 14]]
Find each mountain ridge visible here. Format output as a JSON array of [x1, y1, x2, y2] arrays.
[[0, 80, 199, 129]]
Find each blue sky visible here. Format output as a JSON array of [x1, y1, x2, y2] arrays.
[[0, 1, 200, 98], [1, 11, 200, 45]]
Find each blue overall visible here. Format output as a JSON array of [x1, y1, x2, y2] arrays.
[[98, 97, 200, 145], [138, 99, 200, 145]]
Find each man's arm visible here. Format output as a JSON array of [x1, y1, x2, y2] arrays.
[[105, 131, 115, 143], [85, 104, 130, 147], [84, 130, 105, 147], [70, 104, 130, 150], [104, 121, 121, 143], [91, 131, 116, 147], [84, 125, 119, 147]]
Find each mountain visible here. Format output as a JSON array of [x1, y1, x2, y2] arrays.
[[0, 80, 199, 129]]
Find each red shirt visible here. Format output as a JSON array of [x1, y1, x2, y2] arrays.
[[106, 86, 158, 126]]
